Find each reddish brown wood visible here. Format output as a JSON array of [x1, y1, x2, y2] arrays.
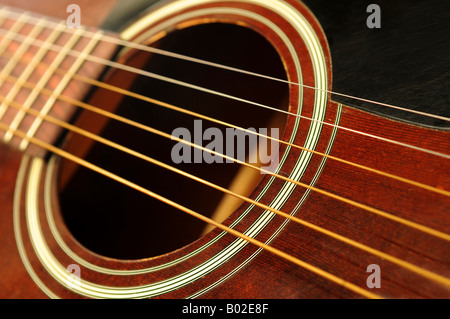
[[0, 0, 117, 28], [0, 0, 448, 299], [0, 145, 48, 298], [0, 0, 119, 298], [0, 2, 119, 157]]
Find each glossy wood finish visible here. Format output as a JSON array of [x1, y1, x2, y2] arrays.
[[0, 0, 118, 28], [0, 0, 449, 299], [0, 3, 118, 157], [0, 0, 119, 298], [6, 101, 449, 299]]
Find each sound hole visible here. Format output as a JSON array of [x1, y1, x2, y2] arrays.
[[58, 23, 289, 259]]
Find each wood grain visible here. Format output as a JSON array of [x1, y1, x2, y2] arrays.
[[0, 0, 448, 299], [0, 3, 119, 157]]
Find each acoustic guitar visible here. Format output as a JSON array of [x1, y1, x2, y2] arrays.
[[0, 0, 449, 299]]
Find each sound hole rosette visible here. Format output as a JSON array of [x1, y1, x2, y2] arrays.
[[15, 0, 339, 298]]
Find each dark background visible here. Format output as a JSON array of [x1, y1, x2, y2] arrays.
[[103, 0, 450, 128], [302, 0, 450, 128]]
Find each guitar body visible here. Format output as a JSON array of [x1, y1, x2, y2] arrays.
[[0, 0, 449, 299]]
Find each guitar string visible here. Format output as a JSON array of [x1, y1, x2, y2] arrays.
[[1, 23, 449, 239], [0, 121, 383, 300], [1, 26, 450, 161], [2, 51, 447, 198], [2, 5, 450, 124], [0, 10, 446, 298], [1, 72, 449, 245], [2, 95, 450, 288]]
